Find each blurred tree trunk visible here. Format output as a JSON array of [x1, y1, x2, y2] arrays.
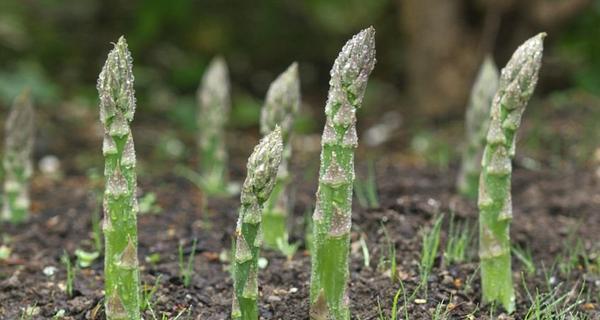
[[398, 0, 479, 119], [397, 0, 591, 119]]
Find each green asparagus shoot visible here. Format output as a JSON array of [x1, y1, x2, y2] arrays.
[[97, 36, 141, 320], [2, 89, 35, 224], [232, 128, 283, 320], [310, 26, 376, 320], [197, 56, 231, 196], [260, 62, 301, 248], [478, 33, 545, 313], [457, 56, 499, 199]]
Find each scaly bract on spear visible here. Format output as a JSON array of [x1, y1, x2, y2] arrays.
[[309, 27, 376, 320]]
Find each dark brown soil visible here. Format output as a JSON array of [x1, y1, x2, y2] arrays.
[[1, 160, 599, 319]]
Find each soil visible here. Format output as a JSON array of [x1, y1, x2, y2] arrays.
[[1, 154, 599, 319]]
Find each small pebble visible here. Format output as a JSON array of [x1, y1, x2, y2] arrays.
[[43, 266, 57, 276], [22, 305, 40, 316], [289, 287, 298, 293], [258, 257, 268, 269], [267, 295, 281, 302], [39, 155, 61, 176], [441, 275, 453, 285], [414, 298, 426, 304]]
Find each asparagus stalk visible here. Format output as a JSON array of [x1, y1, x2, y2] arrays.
[[1, 89, 34, 224], [260, 62, 301, 248], [97, 36, 141, 320], [457, 56, 499, 199], [232, 128, 283, 320], [310, 27, 376, 320], [197, 57, 231, 195], [478, 33, 545, 313]]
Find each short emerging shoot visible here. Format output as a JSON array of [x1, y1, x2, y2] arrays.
[[231, 129, 283, 320]]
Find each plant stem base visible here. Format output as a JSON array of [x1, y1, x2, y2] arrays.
[[311, 235, 350, 320], [481, 253, 515, 313]]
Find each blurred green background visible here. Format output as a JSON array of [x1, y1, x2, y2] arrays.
[[0, 0, 598, 174]]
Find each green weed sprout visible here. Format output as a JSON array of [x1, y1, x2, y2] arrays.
[[231, 128, 283, 320], [260, 62, 301, 248], [310, 27, 376, 320], [354, 160, 379, 209], [97, 36, 141, 320], [457, 57, 499, 199], [478, 33, 545, 313], [380, 223, 397, 283], [275, 232, 300, 261], [61, 251, 75, 298], [2, 89, 34, 224], [178, 238, 197, 287], [419, 215, 443, 295], [197, 56, 231, 195], [443, 214, 473, 266]]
